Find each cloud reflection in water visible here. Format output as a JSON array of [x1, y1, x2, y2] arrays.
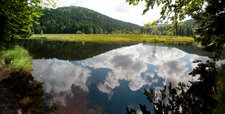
[[81, 44, 199, 96], [31, 44, 216, 103], [32, 59, 91, 104]]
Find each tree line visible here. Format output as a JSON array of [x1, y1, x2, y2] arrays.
[[32, 6, 143, 34], [32, 6, 194, 36]]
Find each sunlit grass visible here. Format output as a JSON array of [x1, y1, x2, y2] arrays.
[[0, 44, 32, 71], [30, 34, 194, 43]]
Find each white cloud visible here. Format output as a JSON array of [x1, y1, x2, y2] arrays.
[[189, 54, 225, 71], [32, 59, 91, 93], [55, 0, 74, 7], [55, 0, 162, 25], [32, 59, 91, 105], [81, 44, 198, 97], [157, 60, 190, 87], [31, 44, 218, 104]]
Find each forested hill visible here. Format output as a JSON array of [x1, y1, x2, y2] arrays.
[[32, 6, 142, 34]]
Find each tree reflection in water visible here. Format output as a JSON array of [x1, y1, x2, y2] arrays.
[[0, 70, 57, 113], [127, 60, 220, 114]]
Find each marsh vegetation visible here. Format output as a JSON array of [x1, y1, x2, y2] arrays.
[[30, 34, 194, 43]]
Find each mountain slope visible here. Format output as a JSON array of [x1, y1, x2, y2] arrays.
[[33, 6, 142, 34]]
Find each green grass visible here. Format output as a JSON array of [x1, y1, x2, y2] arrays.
[[30, 34, 194, 43], [214, 65, 225, 114], [0, 44, 32, 71]]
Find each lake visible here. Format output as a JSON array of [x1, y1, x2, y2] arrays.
[[17, 39, 224, 114]]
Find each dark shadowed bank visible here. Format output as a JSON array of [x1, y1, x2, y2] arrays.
[[0, 69, 57, 113], [0, 42, 57, 113]]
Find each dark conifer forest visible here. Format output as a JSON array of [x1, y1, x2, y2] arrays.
[[32, 6, 143, 34], [32, 6, 194, 36]]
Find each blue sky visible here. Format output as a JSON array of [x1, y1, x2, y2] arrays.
[[54, 0, 162, 26]]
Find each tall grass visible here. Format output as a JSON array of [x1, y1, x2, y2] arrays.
[[0, 44, 32, 71]]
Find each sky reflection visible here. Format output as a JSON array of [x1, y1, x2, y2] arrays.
[[81, 44, 197, 95], [31, 43, 221, 113], [32, 59, 91, 105]]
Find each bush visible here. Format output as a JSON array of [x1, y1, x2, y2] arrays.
[[76, 30, 83, 34]]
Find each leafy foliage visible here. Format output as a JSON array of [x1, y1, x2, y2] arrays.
[[126, 0, 225, 52], [0, 0, 43, 42], [194, 0, 225, 56]]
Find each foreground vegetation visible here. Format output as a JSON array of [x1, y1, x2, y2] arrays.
[[0, 44, 57, 113], [0, 44, 32, 71], [214, 65, 225, 114], [30, 34, 194, 43]]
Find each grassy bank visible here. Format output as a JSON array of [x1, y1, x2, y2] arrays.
[[0, 43, 32, 72], [214, 64, 225, 114], [30, 34, 194, 43]]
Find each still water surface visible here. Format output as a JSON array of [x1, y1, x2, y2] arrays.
[[18, 39, 221, 114]]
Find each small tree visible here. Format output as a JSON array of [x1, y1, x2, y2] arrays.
[[76, 30, 83, 34], [145, 21, 161, 38]]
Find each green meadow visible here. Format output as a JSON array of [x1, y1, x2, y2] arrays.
[[30, 34, 194, 43]]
